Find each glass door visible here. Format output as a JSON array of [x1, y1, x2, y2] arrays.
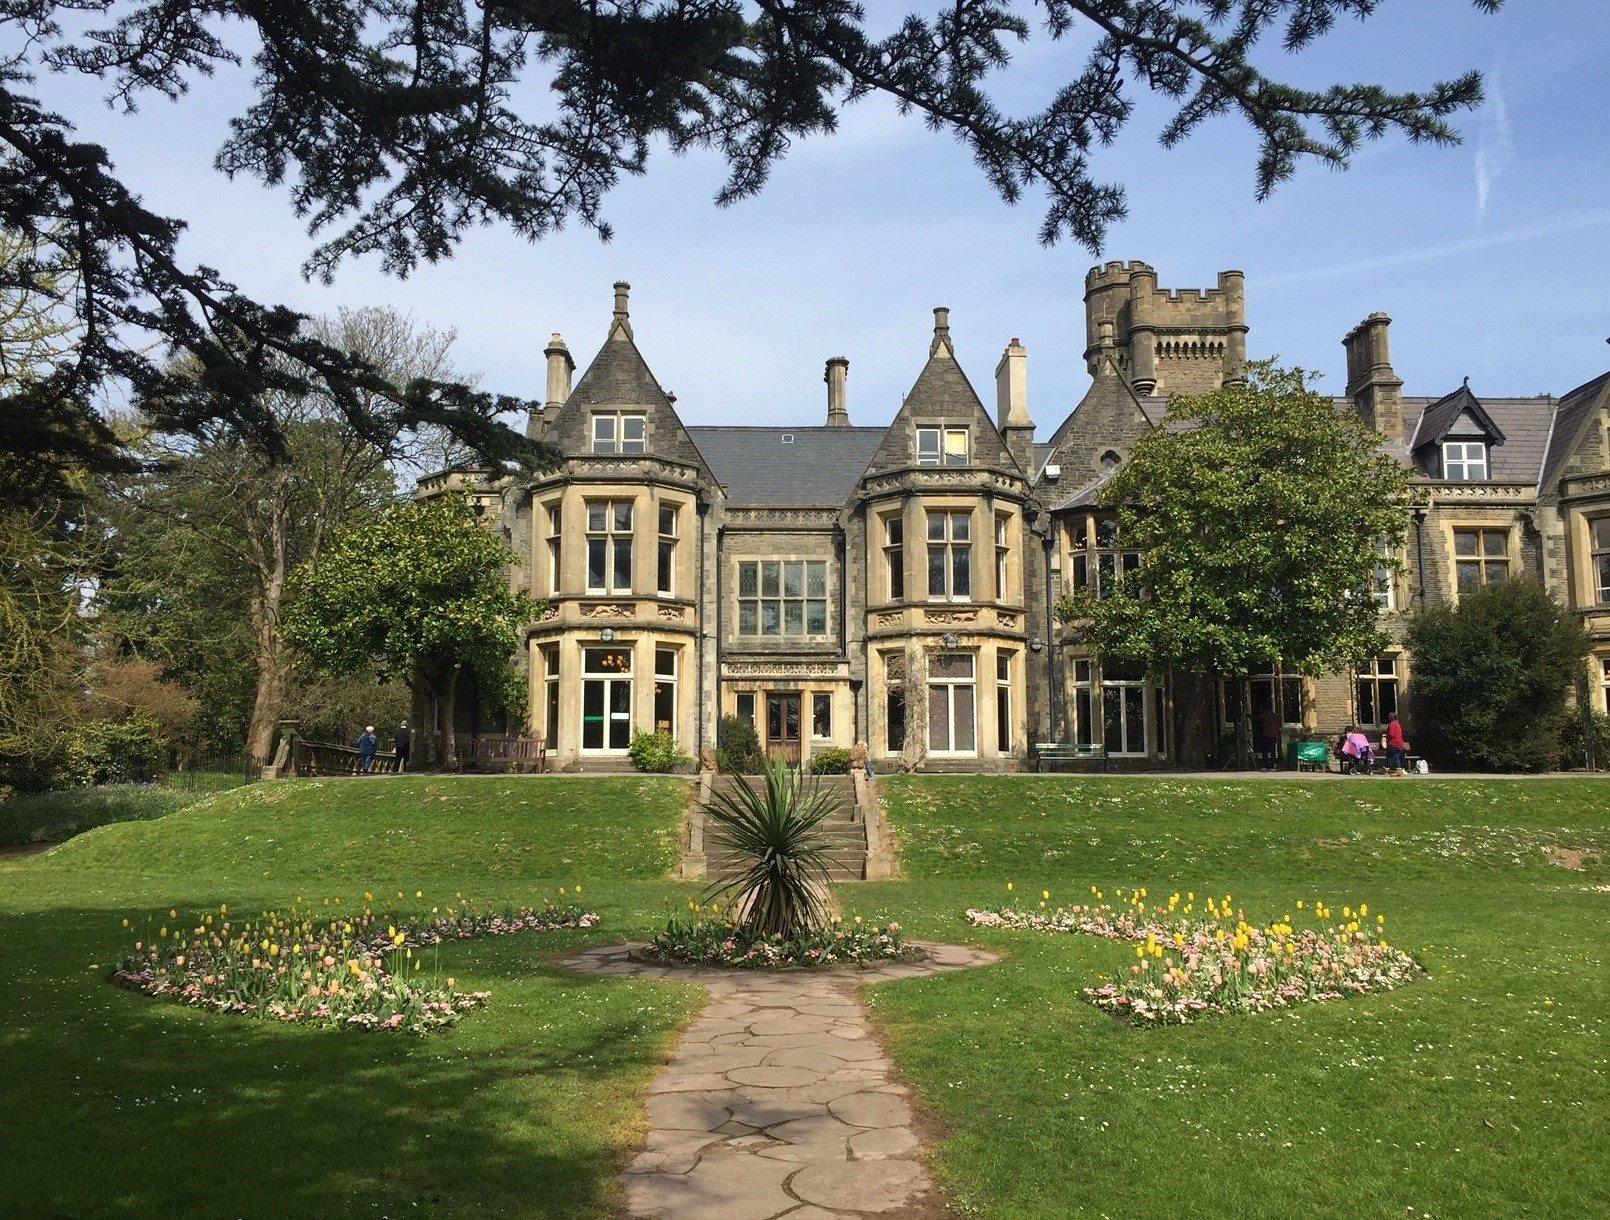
[[766, 692, 802, 763], [581, 647, 633, 752]]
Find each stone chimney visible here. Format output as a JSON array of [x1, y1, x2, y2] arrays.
[[995, 338, 1034, 472], [612, 280, 632, 338], [824, 356, 850, 427], [930, 307, 952, 357], [1343, 313, 1405, 441], [1125, 266, 1159, 394]]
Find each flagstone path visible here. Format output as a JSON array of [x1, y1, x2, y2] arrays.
[[564, 942, 998, 1220]]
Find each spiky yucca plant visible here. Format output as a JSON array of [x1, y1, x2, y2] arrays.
[[704, 756, 840, 938]]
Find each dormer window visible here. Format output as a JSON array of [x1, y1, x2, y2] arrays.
[[917, 426, 968, 466], [592, 412, 646, 454], [1441, 440, 1487, 481]]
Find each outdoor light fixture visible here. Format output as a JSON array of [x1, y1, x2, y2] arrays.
[[600, 627, 616, 642], [1029, 637, 1044, 652], [942, 632, 959, 648]]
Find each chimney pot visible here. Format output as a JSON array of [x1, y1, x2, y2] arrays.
[[930, 307, 952, 356], [611, 281, 632, 336], [824, 356, 850, 427]]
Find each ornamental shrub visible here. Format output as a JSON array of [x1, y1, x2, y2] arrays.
[[1552, 709, 1610, 772], [807, 747, 852, 775], [1406, 579, 1590, 772], [67, 716, 166, 785], [715, 716, 762, 774], [628, 731, 689, 773]]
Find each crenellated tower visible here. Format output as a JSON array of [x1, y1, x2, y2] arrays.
[[1083, 260, 1247, 396]]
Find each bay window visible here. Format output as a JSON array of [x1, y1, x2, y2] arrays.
[[927, 652, 976, 755], [926, 510, 972, 599], [586, 500, 634, 594]]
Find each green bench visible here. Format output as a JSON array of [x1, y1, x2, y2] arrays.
[[1034, 742, 1108, 772]]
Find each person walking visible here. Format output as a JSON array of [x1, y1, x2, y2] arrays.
[[357, 725, 378, 774], [1256, 706, 1282, 771], [1384, 713, 1408, 777], [395, 721, 412, 773]]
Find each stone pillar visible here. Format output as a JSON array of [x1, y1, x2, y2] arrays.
[[1127, 268, 1159, 395], [1218, 270, 1248, 386]]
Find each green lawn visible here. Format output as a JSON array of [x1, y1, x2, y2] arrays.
[[1, 774, 1605, 1217], [865, 776, 1610, 1219]]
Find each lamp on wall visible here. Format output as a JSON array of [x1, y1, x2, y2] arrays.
[[942, 632, 959, 649], [1029, 637, 1044, 652], [600, 627, 616, 642]]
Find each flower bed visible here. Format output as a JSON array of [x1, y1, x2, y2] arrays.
[[648, 912, 915, 968], [109, 897, 599, 1035], [967, 886, 1424, 1025]]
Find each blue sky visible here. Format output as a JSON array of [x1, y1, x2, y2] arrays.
[[44, 0, 1610, 432]]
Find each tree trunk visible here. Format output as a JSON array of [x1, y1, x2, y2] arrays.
[[245, 501, 290, 766], [1174, 671, 1214, 770], [1237, 675, 1255, 771], [441, 663, 461, 770]]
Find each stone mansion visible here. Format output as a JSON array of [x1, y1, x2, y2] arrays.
[[418, 266, 1610, 771]]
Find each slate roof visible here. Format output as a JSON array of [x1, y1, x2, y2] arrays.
[[1399, 393, 1555, 482], [687, 426, 886, 505], [1539, 370, 1610, 492]]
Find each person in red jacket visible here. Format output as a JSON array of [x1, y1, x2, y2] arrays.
[[1384, 713, 1408, 776]]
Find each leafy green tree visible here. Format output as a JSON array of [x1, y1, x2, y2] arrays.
[[2, 2, 1500, 499], [1406, 579, 1590, 773], [96, 308, 459, 763], [282, 499, 539, 767], [1056, 363, 1410, 764]]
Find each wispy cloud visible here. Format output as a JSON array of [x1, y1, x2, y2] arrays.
[[1259, 213, 1610, 289], [1473, 62, 1514, 224]]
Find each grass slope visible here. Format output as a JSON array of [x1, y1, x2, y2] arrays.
[[0, 776, 699, 1219], [2, 774, 1605, 1218], [866, 777, 1610, 1219]]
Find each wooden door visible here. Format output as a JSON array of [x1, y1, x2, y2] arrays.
[[766, 692, 802, 763]]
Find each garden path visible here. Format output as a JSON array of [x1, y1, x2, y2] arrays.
[[564, 942, 997, 1220]]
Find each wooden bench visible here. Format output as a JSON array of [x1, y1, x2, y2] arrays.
[[1034, 742, 1107, 773]]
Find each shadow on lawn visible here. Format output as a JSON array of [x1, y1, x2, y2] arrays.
[[0, 902, 681, 1219]]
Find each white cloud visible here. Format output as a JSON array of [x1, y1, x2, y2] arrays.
[[1473, 62, 1514, 224]]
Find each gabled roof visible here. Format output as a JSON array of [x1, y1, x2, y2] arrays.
[[1539, 369, 1610, 492], [1410, 382, 1507, 451], [860, 311, 1024, 480], [686, 426, 886, 505], [1036, 349, 1156, 509], [542, 288, 715, 482], [1397, 393, 1555, 483]]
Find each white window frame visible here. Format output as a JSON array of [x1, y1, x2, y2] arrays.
[[883, 514, 905, 601], [810, 692, 832, 741], [916, 426, 969, 467], [1221, 671, 1303, 729], [1071, 659, 1098, 747], [994, 513, 1011, 601], [542, 645, 560, 750], [545, 504, 563, 596], [1101, 665, 1151, 757], [927, 652, 977, 756], [995, 652, 1013, 753], [592, 412, 647, 454], [1441, 439, 1488, 481], [585, 500, 634, 595], [1600, 656, 1610, 714], [1371, 538, 1396, 611], [1591, 517, 1610, 606], [657, 505, 678, 597], [580, 646, 633, 754], [653, 648, 677, 739], [926, 510, 972, 601]]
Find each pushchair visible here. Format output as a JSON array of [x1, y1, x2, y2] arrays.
[[1337, 731, 1381, 775]]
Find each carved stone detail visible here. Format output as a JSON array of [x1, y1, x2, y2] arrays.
[[926, 610, 978, 625], [580, 602, 636, 619], [657, 604, 687, 619]]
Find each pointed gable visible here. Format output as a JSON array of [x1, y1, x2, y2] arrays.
[[542, 282, 715, 480], [1411, 382, 1506, 451], [861, 308, 1024, 479], [1539, 369, 1610, 495], [1036, 348, 1156, 507]]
